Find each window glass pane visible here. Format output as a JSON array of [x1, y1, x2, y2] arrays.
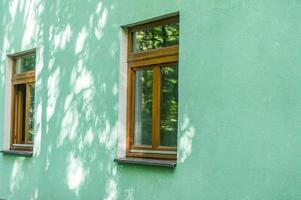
[[134, 69, 153, 145], [15, 84, 27, 143], [28, 85, 35, 143], [160, 64, 178, 147], [16, 53, 36, 73], [133, 22, 179, 52]]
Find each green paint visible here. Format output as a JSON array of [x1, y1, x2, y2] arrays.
[[1, 0, 301, 199]]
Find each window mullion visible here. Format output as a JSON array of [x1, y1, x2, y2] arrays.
[[152, 66, 161, 149]]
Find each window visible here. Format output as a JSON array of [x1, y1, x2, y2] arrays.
[[10, 52, 36, 151], [126, 16, 179, 160]]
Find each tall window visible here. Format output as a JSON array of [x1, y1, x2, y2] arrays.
[[127, 16, 179, 159], [10, 52, 36, 151]]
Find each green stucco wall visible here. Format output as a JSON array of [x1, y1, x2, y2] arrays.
[[1, 0, 301, 199]]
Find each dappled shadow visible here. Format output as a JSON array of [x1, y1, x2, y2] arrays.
[[0, 0, 122, 199], [0, 0, 196, 199]]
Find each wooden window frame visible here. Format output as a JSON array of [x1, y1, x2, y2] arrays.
[[10, 51, 36, 151], [126, 15, 179, 160]]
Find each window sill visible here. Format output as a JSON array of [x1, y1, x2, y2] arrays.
[[114, 157, 176, 168], [1, 150, 33, 157]]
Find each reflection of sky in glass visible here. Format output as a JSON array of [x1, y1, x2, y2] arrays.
[[134, 69, 153, 145]]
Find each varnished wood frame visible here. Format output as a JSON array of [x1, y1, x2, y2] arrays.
[[10, 54, 35, 151], [126, 16, 179, 160]]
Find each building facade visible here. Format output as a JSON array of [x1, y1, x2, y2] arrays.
[[1, 0, 301, 199]]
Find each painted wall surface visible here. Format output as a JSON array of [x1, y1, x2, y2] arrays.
[[1, 0, 301, 199]]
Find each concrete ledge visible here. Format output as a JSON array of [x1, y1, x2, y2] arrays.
[[114, 157, 176, 168], [1, 150, 33, 157]]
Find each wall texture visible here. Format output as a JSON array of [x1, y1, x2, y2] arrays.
[[1, 0, 301, 199]]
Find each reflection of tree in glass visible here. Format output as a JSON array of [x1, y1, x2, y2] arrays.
[[160, 65, 178, 147], [141, 70, 153, 144], [134, 23, 179, 52], [28, 85, 35, 143], [134, 66, 178, 146], [17, 54, 36, 73]]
